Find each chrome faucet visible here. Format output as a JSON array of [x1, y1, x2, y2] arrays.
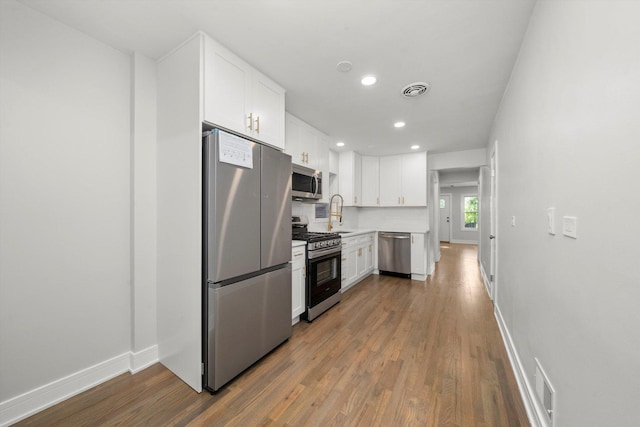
[[328, 193, 344, 231]]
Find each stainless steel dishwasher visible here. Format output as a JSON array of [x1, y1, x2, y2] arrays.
[[378, 232, 411, 277]]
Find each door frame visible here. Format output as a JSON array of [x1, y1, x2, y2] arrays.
[[490, 142, 498, 302], [439, 193, 452, 243]]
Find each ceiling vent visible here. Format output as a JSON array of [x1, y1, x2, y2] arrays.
[[401, 82, 430, 98]]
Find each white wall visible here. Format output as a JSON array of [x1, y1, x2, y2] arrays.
[[0, 1, 154, 423], [439, 186, 479, 244], [429, 148, 486, 170], [489, 2, 640, 426], [131, 53, 158, 363]]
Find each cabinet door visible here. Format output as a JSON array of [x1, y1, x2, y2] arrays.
[[379, 155, 402, 206], [353, 153, 362, 206], [291, 248, 306, 318], [341, 252, 348, 288], [361, 156, 380, 206], [340, 151, 362, 207], [251, 71, 285, 149], [356, 245, 366, 278], [410, 233, 426, 275], [300, 125, 317, 168], [285, 113, 304, 165], [401, 152, 427, 206], [365, 242, 374, 272], [203, 40, 250, 134], [346, 244, 359, 285]]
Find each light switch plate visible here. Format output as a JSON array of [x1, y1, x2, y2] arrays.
[[562, 216, 577, 238], [547, 207, 556, 235]]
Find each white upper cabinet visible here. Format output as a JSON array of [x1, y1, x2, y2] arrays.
[[361, 156, 380, 206], [203, 35, 285, 149], [378, 152, 427, 207], [251, 71, 286, 147], [379, 155, 402, 206], [329, 149, 339, 175], [401, 152, 427, 206], [285, 112, 327, 169], [339, 151, 362, 206], [202, 41, 249, 135]]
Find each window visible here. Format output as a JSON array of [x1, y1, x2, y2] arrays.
[[439, 198, 446, 209], [462, 195, 478, 230]]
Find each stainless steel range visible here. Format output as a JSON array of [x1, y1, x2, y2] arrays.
[[292, 216, 342, 321]]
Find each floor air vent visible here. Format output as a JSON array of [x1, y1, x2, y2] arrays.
[[535, 358, 556, 426]]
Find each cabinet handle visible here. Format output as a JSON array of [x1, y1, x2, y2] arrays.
[[305, 152, 309, 163], [294, 252, 303, 257], [358, 248, 362, 256], [301, 153, 306, 163], [398, 196, 401, 204], [354, 196, 358, 204], [412, 235, 414, 244], [402, 196, 405, 204], [302, 266, 306, 277], [342, 257, 347, 261], [377, 197, 379, 205], [247, 113, 254, 131], [255, 115, 260, 133]]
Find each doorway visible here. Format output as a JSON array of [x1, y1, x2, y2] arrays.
[[439, 193, 452, 243]]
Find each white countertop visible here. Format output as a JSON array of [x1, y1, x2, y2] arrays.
[[331, 229, 376, 238], [333, 228, 429, 237], [292, 240, 306, 248]]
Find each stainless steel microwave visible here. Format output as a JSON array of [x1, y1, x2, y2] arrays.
[[292, 164, 322, 201]]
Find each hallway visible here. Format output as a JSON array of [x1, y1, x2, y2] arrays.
[[17, 243, 529, 426]]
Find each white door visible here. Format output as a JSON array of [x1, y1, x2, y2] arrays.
[[439, 193, 451, 242], [490, 144, 498, 300]]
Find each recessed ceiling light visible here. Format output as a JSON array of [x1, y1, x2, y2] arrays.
[[336, 61, 353, 72], [361, 75, 377, 86], [394, 121, 405, 128], [336, 141, 345, 147], [411, 145, 420, 150]]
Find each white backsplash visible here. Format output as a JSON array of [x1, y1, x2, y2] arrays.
[[358, 207, 429, 232], [292, 201, 428, 233]]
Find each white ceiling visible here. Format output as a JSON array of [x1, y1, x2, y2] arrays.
[[19, 0, 535, 156]]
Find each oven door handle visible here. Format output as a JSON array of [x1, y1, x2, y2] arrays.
[[307, 246, 341, 259]]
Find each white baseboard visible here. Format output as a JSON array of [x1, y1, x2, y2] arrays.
[[411, 273, 427, 281], [130, 345, 159, 374], [479, 263, 492, 300], [0, 346, 159, 427], [494, 305, 545, 427], [450, 239, 478, 245]]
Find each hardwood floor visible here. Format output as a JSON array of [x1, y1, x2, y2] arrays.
[[16, 244, 529, 426]]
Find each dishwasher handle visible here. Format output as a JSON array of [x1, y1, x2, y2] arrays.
[[379, 233, 410, 239]]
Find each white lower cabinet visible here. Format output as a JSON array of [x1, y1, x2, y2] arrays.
[[291, 246, 306, 323], [341, 232, 375, 291]]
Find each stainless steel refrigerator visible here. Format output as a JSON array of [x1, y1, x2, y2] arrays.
[[202, 129, 292, 392]]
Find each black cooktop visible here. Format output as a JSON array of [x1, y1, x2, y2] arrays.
[[293, 232, 340, 242], [292, 229, 340, 242]]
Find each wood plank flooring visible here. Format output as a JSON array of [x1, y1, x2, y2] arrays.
[[16, 243, 529, 426]]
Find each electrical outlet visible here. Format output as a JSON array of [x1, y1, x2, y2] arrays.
[[511, 216, 516, 227]]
